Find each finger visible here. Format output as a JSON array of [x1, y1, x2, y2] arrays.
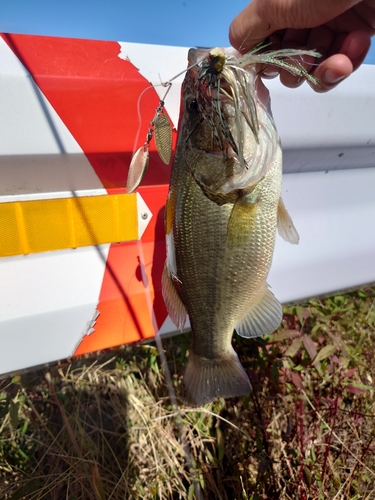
[[309, 54, 353, 92], [353, 0, 375, 28], [326, 7, 375, 34], [305, 25, 335, 60], [281, 28, 310, 49], [327, 33, 347, 58], [278, 71, 305, 88], [311, 31, 371, 92], [260, 66, 281, 79], [259, 28, 311, 84], [268, 30, 284, 51], [276, 28, 312, 87], [229, 0, 365, 53], [229, 2, 275, 53], [278, 53, 316, 89], [306, 31, 370, 92], [339, 30, 372, 70], [256, 31, 283, 79]]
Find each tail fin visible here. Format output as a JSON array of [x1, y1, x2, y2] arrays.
[[181, 348, 251, 406]]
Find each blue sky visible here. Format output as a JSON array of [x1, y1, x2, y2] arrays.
[[1, 0, 374, 63]]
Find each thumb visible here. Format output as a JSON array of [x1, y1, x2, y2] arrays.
[[229, 0, 364, 54], [229, 2, 280, 53]]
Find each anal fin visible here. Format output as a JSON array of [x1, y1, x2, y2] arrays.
[[182, 347, 251, 406], [277, 197, 299, 244], [235, 286, 283, 338], [161, 264, 187, 331]]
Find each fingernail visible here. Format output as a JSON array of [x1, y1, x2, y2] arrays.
[[346, 37, 369, 59], [262, 67, 279, 78], [323, 68, 346, 85]]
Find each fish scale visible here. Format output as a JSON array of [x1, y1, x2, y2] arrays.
[[161, 47, 301, 406]]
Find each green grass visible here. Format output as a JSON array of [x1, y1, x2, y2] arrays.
[[0, 286, 375, 499]]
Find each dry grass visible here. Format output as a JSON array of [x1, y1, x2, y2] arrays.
[[1, 286, 375, 499]]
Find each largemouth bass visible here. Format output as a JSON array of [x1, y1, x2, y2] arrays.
[[161, 47, 306, 406]]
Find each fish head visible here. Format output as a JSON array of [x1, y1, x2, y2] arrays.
[[176, 47, 280, 198]]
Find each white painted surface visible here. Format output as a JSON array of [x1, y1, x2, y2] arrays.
[[0, 38, 106, 195], [0, 45, 82, 155], [0, 306, 101, 375], [268, 65, 375, 175], [267, 65, 375, 149], [118, 42, 187, 128], [0, 246, 109, 320], [159, 315, 191, 336], [270, 168, 375, 303], [0, 155, 108, 201], [0, 37, 30, 76], [0, 246, 110, 373], [137, 192, 153, 239]]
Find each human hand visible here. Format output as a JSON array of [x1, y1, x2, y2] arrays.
[[229, 0, 375, 92]]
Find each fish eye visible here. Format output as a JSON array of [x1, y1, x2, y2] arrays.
[[186, 99, 199, 114]]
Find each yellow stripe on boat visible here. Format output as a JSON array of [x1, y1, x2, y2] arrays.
[[0, 194, 138, 257]]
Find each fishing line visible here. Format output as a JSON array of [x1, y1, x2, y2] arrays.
[[136, 239, 203, 500], [132, 80, 174, 158], [160, 58, 203, 88], [131, 70, 185, 163], [132, 86, 154, 157], [238, 29, 255, 54]]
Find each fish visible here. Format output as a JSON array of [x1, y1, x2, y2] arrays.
[[160, 46, 313, 407]]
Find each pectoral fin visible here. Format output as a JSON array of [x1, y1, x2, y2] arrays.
[[235, 286, 283, 338], [277, 198, 299, 244], [161, 265, 187, 331], [227, 194, 257, 246]]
